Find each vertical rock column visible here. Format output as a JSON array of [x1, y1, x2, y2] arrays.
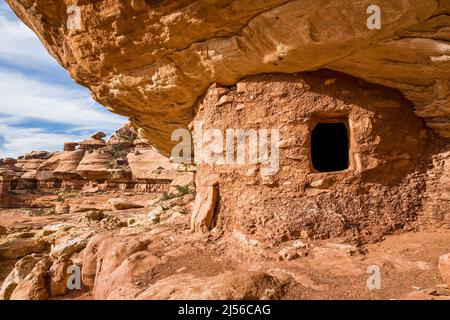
[[0, 172, 12, 207]]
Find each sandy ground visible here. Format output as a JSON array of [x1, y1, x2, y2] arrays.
[[1, 191, 449, 300]]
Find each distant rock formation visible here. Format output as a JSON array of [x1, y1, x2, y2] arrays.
[[0, 125, 192, 207]]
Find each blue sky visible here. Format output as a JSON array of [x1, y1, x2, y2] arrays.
[[0, 2, 126, 158]]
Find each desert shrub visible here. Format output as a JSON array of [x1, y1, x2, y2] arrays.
[[175, 185, 190, 196], [111, 144, 128, 160], [161, 192, 176, 201]]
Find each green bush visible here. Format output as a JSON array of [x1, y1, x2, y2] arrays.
[[161, 192, 176, 201], [175, 185, 190, 196]]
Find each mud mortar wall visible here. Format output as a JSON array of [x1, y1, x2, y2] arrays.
[[193, 71, 446, 243]]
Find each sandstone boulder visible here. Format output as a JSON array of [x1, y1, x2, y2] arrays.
[[108, 198, 144, 211], [190, 186, 218, 232], [49, 258, 71, 296], [82, 234, 151, 290], [0, 236, 45, 260], [50, 231, 93, 258], [0, 255, 41, 300], [10, 259, 51, 300], [138, 271, 284, 300], [169, 172, 195, 195], [91, 131, 106, 140], [82, 210, 105, 222]]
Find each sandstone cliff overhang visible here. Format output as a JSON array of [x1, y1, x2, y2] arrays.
[[6, 0, 450, 155]]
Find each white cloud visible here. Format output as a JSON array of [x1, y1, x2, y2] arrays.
[[0, 4, 127, 159], [0, 68, 124, 129], [0, 123, 86, 158], [0, 11, 57, 69], [0, 68, 126, 158]]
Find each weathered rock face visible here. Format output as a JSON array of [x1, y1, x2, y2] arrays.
[[5, 0, 450, 155], [193, 71, 448, 241]]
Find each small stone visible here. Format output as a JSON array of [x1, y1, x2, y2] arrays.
[[82, 210, 104, 221], [214, 95, 233, 107], [148, 205, 163, 217], [292, 240, 307, 249], [91, 131, 106, 140], [235, 103, 245, 111], [300, 230, 309, 239], [108, 198, 144, 210], [310, 178, 335, 189], [148, 214, 160, 224], [55, 203, 70, 215], [278, 247, 299, 261], [127, 218, 137, 226]]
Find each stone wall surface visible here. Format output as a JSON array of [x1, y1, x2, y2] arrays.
[[193, 71, 448, 242]]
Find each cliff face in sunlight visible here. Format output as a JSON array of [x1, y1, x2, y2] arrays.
[[5, 0, 450, 154]]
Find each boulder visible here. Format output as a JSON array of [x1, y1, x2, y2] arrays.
[[49, 258, 71, 296], [138, 271, 284, 300], [0, 255, 41, 300], [0, 225, 6, 236], [0, 236, 45, 260], [55, 203, 70, 215], [50, 232, 93, 258], [10, 259, 51, 300], [82, 234, 151, 290], [190, 185, 218, 232], [82, 210, 104, 222], [169, 172, 195, 194], [108, 198, 144, 210], [91, 131, 106, 140], [64, 142, 79, 151]]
